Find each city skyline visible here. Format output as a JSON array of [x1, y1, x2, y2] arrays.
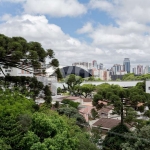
[[1, 1, 150, 67], [72, 58, 150, 73]]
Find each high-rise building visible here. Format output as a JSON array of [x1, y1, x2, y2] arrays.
[[99, 63, 103, 70], [89, 63, 92, 69], [93, 60, 97, 69], [72, 62, 89, 69], [111, 64, 125, 75], [123, 58, 130, 73], [132, 67, 136, 74], [144, 66, 150, 74], [137, 65, 143, 75]]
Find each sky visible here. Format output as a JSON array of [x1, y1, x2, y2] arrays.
[[0, 0, 150, 69]]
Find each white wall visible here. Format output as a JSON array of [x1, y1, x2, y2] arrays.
[[146, 80, 150, 93]]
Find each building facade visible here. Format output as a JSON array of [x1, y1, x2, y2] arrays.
[[137, 65, 143, 75], [0, 64, 33, 77], [123, 58, 130, 73]]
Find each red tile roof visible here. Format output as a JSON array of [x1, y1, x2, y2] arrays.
[[82, 98, 92, 102], [98, 106, 112, 114], [66, 96, 81, 100], [93, 118, 131, 129], [98, 100, 108, 105], [93, 118, 120, 129]]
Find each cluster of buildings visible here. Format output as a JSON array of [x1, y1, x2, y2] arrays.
[[72, 61, 110, 80], [110, 58, 150, 75], [72, 58, 150, 81]]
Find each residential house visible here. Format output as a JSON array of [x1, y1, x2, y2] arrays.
[[79, 105, 94, 122], [92, 118, 131, 133], [65, 96, 83, 104], [98, 105, 121, 120]]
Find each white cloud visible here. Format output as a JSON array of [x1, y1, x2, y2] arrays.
[[1, 0, 150, 67], [23, 0, 87, 17], [0, 0, 25, 2], [76, 22, 93, 34], [0, 15, 110, 66], [0, 0, 87, 17], [89, 0, 150, 23], [89, 0, 113, 12], [1, 14, 12, 21], [76, 19, 150, 66]]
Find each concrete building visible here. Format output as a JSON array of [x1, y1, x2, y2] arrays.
[[137, 65, 143, 75], [146, 80, 150, 94], [116, 71, 127, 75], [123, 58, 130, 73], [93, 60, 98, 69], [0, 64, 33, 77], [111, 64, 124, 75], [144, 66, 150, 74], [132, 67, 136, 74], [99, 63, 103, 70]]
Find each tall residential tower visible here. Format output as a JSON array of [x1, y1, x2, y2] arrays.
[[123, 58, 130, 73]]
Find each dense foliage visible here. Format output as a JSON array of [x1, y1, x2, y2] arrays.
[[93, 82, 150, 126], [62, 74, 95, 97], [0, 89, 98, 150], [61, 99, 80, 108], [122, 125, 150, 150], [0, 34, 60, 76], [103, 124, 130, 150], [123, 73, 150, 81]]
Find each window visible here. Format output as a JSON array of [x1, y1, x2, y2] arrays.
[[148, 87, 150, 90]]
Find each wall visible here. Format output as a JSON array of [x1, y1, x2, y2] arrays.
[[146, 80, 150, 93]]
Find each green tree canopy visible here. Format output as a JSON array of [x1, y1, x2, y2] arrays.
[[63, 74, 83, 96], [122, 125, 150, 150], [0, 34, 59, 76], [103, 124, 130, 150]]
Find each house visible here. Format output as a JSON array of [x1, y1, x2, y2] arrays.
[[79, 105, 94, 122], [98, 100, 108, 106], [65, 96, 83, 104], [98, 105, 121, 120], [78, 98, 94, 122], [92, 118, 131, 133], [82, 98, 93, 106]]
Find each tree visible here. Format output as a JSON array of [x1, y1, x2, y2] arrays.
[[0, 139, 11, 150], [0, 88, 98, 149], [91, 108, 98, 119], [79, 84, 95, 98], [57, 107, 86, 126], [54, 101, 60, 109], [76, 133, 99, 150], [90, 126, 102, 148], [122, 125, 150, 150], [144, 110, 150, 118], [54, 68, 62, 80], [93, 94, 103, 106], [0, 89, 36, 149], [96, 83, 139, 126], [0, 34, 60, 77], [103, 124, 130, 150], [61, 99, 80, 109], [43, 85, 52, 104], [63, 74, 83, 96], [57, 87, 62, 94]]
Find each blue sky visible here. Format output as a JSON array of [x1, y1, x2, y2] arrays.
[[0, 0, 150, 69]]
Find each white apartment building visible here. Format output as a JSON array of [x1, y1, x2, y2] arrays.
[[116, 71, 127, 75], [92, 69, 110, 81], [144, 66, 150, 74], [146, 80, 150, 94], [0, 65, 33, 77]]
